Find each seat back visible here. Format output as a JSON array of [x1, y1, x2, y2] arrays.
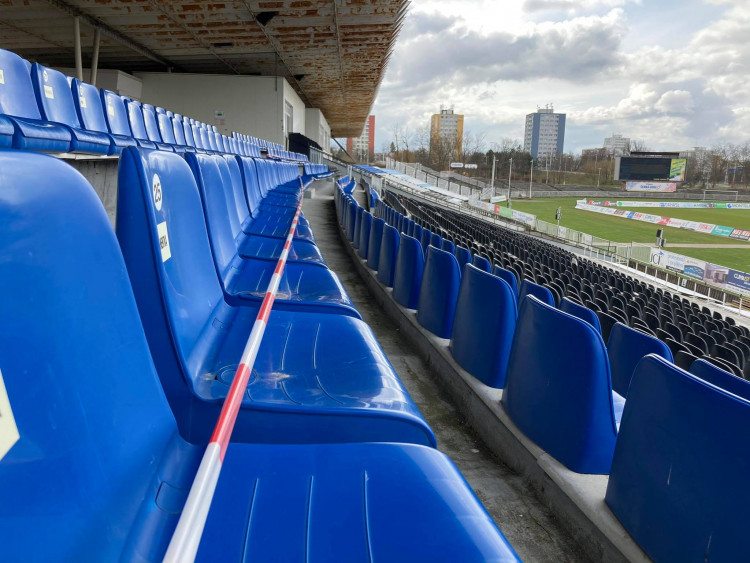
[[0, 150, 176, 559], [450, 265, 517, 388], [142, 105, 164, 143], [502, 296, 618, 474], [454, 245, 472, 273], [116, 148, 226, 428], [358, 211, 372, 260], [606, 355, 750, 561], [71, 78, 108, 133], [185, 153, 242, 277], [492, 265, 518, 299], [607, 322, 673, 396], [393, 234, 426, 310], [367, 218, 385, 271], [31, 63, 80, 127], [0, 48, 40, 119], [377, 225, 400, 287], [127, 101, 150, 141], [416, 245, 462, 339], [472, 255, 492, 273], [518, 279, 555, 308], [158, 112, 177, 144], [690, 359, 750, 400], [101, 89, 132, 136], [559, 297, 601, 333]]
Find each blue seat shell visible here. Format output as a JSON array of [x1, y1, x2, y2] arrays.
[[31, 63, 110, 154], [0, 49, 71, 152], [606, 355, 750, 562], [451, 265, 517, 388], [559, 296, 601, 333], [367, 217, 385, 271], [502, 296, 621, 474], [393, 233, 426, 310], [0, 150, 518, 562], [518, 279, 555, 308], [377, 225, 400, 287], [607, 322, 673, 397], [116, 147, 435, 447], [416, 245, 462, 339]]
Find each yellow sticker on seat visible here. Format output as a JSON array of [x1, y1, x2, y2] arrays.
[[0, 368, 19, 461]]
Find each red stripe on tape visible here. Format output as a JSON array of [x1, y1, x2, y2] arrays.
[[258, 294, 275, 323], [211, 362, 251, 461]]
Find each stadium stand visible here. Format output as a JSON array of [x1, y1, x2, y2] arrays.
[[339, 177, 750, 557], [0, 149, 518, 561]]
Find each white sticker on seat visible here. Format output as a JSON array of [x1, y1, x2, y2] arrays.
[[44, 85, 54, 99], [0, 368, 19, 461], [79, 95, 87, 109], [108, 103, 114, 117], [157, 221, 171, 262], [0, 70, 4, 85]]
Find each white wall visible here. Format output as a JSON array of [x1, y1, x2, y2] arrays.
[[54, 68, 143, 99], [305, 108, 331, 150], [282, 80, 306, 146], [135, 73, 290, 143]]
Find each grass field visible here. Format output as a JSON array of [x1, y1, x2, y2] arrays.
[[508, 197, 750, 272]]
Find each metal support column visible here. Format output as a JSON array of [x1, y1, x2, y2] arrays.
[[90, 28, 101, 85], [73, 16, 83, 81]]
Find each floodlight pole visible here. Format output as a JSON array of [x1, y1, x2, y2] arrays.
[[529, 160, 533, 199], [597, 167, 601, 188], [508, 157, 513, 208]]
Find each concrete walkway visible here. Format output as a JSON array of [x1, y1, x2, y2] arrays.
[[303, 180, 585, 562]]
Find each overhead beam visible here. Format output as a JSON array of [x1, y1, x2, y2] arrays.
[[44, 0, 179, 71]]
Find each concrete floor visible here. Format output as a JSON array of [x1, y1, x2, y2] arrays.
[[303, 180, 586, 562]]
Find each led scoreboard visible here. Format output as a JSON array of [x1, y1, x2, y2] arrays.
[[614, 156, 686, 182]]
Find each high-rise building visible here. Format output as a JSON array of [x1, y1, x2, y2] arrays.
[[523, 105, 565, 161], [604, 134, 630, 156], [430, 106, 464, 159], [346, 115, 375, 161]]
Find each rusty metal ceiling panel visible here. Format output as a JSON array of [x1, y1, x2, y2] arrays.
[[0, 0, 408, 136]]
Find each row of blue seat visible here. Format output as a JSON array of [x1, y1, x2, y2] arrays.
[[0, 47, 309, 161], [0, 149, 518, 560], [341, 187, 750, 561]]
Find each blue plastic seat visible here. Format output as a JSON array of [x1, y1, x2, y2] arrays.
[[472, 255, 492, 273], [31, 63, 110, 154], [492, 264, 519, 300], [518, 279, 555, 308], [450, 265, 517, 388], [100, 89, 136, 147], [126, 100, 160, 150], [420, 228, 432, 253], [367, 217, 385, 271], [377, 225, 400, 287], [117, 147, 434, 444], [0, 48, 71, 152], [607, 322, 673, 397], [0, 149, 518, 562], [353, 206, 364, 249], [71, 79, 135, 154], [606, 355, 750, 561], [690, 358, 750, 399], [455, 245, 472, 273], [441, 239, 456, 254], [559, 296, 601, 333], [358, 211, 372, 259], [502, 296, 622, 474], [183, 152, 357, 317], [393, 234, 426, 310], [416, 246, 462, 339]]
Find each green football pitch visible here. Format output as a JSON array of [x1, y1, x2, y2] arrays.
[[508, 197, 750, 272]]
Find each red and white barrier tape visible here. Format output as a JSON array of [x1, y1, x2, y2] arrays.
[[164, 189, 304, 562]]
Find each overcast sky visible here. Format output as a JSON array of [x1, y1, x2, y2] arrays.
[[364, 0, 749, 155]]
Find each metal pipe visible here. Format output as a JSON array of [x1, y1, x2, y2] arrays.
[[73, 16, 83, 81], [90, 27, 100, 85]]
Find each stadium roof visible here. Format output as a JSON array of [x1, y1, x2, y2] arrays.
[[0, 0, 408, 137]]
